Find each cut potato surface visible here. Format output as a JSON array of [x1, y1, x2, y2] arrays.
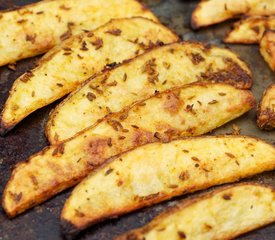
[[115, 183, 275, 240], [61, 136, 275, 237], [260, 30, 275, 71], [192, 0, 275, 29], [257, 84, 275, 130], [0, 17, 178, 135], [0, 0, 158, 66], [46, 41, 253, 143], [2, 83, 255, 217], [224, 16, 275, 44]]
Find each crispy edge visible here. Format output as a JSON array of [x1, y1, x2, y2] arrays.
[[224, 16, 274, 44], [115, 182, 275, 240], [45, 41, 253, 144], [257, 84, 275, 130], [60, 135, 274, 237], [0, 15, 179, 136], [2, 82, 255, 217], [260, 30, 275, 71]]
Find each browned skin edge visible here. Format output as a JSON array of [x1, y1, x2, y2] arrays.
[[60, 136, 273, 238], [257, 84, 275, 130], [1, 82, 255, 217], [44, 41, 253, 143], [0, 13, 179, 137], [115, 182, 275, 240]]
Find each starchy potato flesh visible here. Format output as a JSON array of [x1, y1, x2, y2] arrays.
[[224, 16, 275, 44], [61, 136, 275, 236], [191, 0, 275, 29], [0, 17, 179, 136], [0, 0, 159, 66], [46, 42, 253, 143], [260, 30, 275, 71], [257, 84, 275, 130], [115, 184, 275, 240], [2, 83, 255, 217]]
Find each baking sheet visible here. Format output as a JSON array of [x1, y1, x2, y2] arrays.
[[0, 0, 274, 239]]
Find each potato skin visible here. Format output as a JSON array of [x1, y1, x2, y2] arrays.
[[224, 16, 275, 44], [260, 30, 275, 71], [191, 0, 275, 29], [46, 41, 253, 144], [257, 84, 275, 130], [0, 17, 179, 136], [2, 83, 255, 218], [0, 0, 159, 66], [61, 136, 275, 237], [115, 183, 275, 240]]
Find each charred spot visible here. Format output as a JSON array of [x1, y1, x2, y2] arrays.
[[87, 138, 110, 166], [132, 130, 154, 146], [123, 73, 128, 82], [56, 83, 63, 87], [26, 34, 36, 44], [118, 136, 126, 140], [154, 132, 162, 140], [190, 53, 205, 65], [20, 71, 34, 83], [117, 180, 123, 186], [185, 104, 195, 114], [163, 91, 182, 115], [168, 184, 178, 189], [105, 28, 122, 36], [252, 26, 260, 34], [89, 85, 103, 94], [199, 58, 251, 89], [77, 54, 83, 59], [36, 11, 44, 15], [106, 62, 118, 69], [107, 138, 112, 147], [219, 92, 226, 96], [31, 91, 35, 97], [222, 193, 232, 200], [91, 37, 103, 50]]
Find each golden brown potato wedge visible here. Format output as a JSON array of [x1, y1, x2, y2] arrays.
[[0, 0, 158, 66], [224, 16, 275, 44], [0, 17, 179, 136], [191, 0, 275, 29], [61, 136, 275, 237], [260, 30, 275, 71], [2, 83, 255, 217], [115, 183, 275, 240], [257, 84, 275, 130], [46, 41, 253, 144]]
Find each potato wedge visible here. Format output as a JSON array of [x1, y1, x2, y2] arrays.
[[191, 0, 275, 29], [0, 0, 158, 66], [0, 17, 179, 136], [46, 42, 253, 144], [257, 84, 275, 130], [115, 183, 275, 240], [2, 83, 256, 217], [260, 30, 275, 71], [61, 136, 275, 237], [224, 16, 275, 44]]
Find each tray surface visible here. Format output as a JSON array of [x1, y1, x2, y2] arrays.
[[0, 0, 274, 239]]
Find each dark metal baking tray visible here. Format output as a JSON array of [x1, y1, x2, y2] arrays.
[[0, 0, 274, 239]]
